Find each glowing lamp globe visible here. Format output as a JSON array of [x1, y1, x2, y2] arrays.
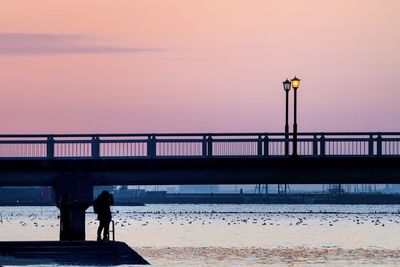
[[291, 76, 300, 89]]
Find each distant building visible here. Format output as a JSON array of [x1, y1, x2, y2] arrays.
[[384, 184, 400, 193], [166, 187, 176, 193], [93, 185, 145, 204], [179, 185, 219, 193]]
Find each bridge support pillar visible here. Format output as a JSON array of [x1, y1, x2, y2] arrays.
[[53, 174, 93, 241]]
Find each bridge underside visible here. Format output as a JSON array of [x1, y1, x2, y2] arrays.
[[1, 156, 400, 186]]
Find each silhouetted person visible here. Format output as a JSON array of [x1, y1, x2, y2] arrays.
[[59, 193, 72, 240], [94, 190, 113, 241]]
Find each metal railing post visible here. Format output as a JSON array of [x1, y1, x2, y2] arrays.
[[368, 135, 374, 156], [312, 135, 318, 156], [257, 135, 263, 157], [92, 136, 100, 159], [147, 135, 156, 158], [207, 136, 213, 157], [110, 220, 115, 242], [377, 135, 382, 156], [319, 135, 325, 156], [263, 135, 269, 156], [47, 136, 54, 159], [202, 136, 207, 157]]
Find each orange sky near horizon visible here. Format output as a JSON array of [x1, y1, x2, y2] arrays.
[[0, 1, 399, 133]]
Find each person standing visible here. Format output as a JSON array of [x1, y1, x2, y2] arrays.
[[93, 190, 113, 241]]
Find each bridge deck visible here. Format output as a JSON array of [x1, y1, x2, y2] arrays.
[[0, 132, 399, 186], [1, 156, 400, 186]]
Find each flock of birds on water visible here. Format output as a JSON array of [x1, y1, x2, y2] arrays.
[[2, 209, 400, 229]]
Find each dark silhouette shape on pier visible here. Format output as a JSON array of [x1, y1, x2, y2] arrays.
[[59, 193, 73, 240], [94, 190, 114, 241]]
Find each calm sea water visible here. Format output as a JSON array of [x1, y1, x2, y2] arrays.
[[2, 204, 400, 266]]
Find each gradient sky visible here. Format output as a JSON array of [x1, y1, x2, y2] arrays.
[[0, 0, 399, 133]]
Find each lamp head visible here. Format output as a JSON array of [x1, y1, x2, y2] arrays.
[[291, 76, 300, 89], [282, 79, 291, 91]]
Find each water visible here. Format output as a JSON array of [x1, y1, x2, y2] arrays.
[[2, 204, 400, 266]]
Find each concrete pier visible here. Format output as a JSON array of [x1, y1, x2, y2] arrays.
[[54, 174, 94, 241], [0, 241, 149, 265]]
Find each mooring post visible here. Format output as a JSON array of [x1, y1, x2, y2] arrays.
[[54, 174, 93, 241]]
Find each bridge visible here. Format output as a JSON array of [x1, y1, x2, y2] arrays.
[[1, 131, 400, 240], [0, 132, 399, 185]]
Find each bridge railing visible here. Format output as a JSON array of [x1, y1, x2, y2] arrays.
[[0, 132, 398, 159]]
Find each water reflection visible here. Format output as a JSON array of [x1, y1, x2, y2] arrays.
[[138, 247, 400, 266]]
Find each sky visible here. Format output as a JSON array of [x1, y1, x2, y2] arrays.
[[0, 0, 399, 134]]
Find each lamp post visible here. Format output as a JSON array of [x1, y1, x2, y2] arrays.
[[291, 76, 301, 156], [282, 79, 291, 155]]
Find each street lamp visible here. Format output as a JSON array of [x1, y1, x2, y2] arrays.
[[282, 79, 291, 155], [291, 76, 301, 156]]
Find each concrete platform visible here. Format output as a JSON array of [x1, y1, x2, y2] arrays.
[[0, 241, 149, 265]]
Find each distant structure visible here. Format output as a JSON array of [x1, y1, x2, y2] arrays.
[[323, 184, 379, 194], [179, 185, 219, 193], [254, 184, 268, 195], [383, 184, 400, 193], [277, 184, 290, 194], [254, 184, 289, 194], [94, 186, 145, 204]]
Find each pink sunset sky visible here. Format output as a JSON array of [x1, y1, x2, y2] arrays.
[[0, 0, 399, 134]]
